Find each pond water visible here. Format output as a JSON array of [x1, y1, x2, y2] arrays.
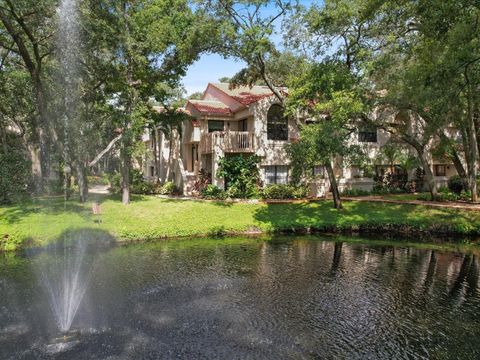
[[1, 235, 479, 359]]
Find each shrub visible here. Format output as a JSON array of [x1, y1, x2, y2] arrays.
[[373, 172, 407, 193], [418, 187, 471, 202], [194, 168, 211, 192], [261, 184, 309, 200], [437, 187, 460, 202], [448, 175, 469, 194], [0, 146, 31, 204], [371, 187, 405, 195], [201, 184, 226, 199], [404, 180, 418, 193], [341, 188, 370, 197], [87, 175, 109, 186], [159, 181, 178, 195], [217, 155, 261, 198], [131, 181, 157, 195], [459, 190, 472, 201], [417, 193, 431, 201], [292, 185, 309, 199], [108, 173, 122, 194], [109, 169, 160, 195]]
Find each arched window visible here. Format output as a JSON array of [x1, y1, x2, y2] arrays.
[[267, 104, 288, 141]]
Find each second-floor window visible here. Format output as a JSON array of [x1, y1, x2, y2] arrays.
[[208, 120, 224, 133], [267, 104, 288, 140], [358, 126, 377, 143], [239, 119, 248, 132]]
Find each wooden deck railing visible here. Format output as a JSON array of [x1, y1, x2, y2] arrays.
[[200, 131, 254, 154]]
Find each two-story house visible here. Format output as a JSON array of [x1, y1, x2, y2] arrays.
[[142, 83, 459, 196]]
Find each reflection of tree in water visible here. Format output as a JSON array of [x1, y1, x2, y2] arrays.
[[330, 242, 343, 275], [422, 250, 437, 295], [449, 254, 478, 301]]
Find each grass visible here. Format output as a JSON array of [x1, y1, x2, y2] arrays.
[[1, 194, 480, 251]]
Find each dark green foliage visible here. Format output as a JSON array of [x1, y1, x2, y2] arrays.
[[200, 184, 226, 200], [217, 155, 261, 199], [109, 169, 153, 194], [0, 145, 31, 204], [404, 180, 419, 194], [448, 176, 469, 195], [87, 175, 110, 186], [261, 184, 309, 200], [341, 188, 370, 197], [158, 181, 179, 195], [373, 173, 407, 193], [418, 187, 471, 202]]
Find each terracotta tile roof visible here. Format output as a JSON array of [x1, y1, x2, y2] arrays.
[[188, 100, 233, 116], [212, 83, 277, 105], [152, 105, 191, 116]]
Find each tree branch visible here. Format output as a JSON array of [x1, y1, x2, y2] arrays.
[[88, 134, 122, 167]]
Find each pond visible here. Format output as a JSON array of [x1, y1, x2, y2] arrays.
[[1, 234, 479, 359]]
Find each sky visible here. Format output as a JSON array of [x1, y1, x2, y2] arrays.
[[182, 54, 246, 95], [181, 0, 318, 95]]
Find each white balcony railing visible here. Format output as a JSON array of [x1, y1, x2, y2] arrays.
[[200, 131, 254, 154]]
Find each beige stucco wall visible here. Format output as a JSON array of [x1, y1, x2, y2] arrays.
[[143, 93, 462, 195], [252, 97, 298, 166]]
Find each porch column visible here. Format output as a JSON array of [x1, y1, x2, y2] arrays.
[[212, 134, 224, 189]]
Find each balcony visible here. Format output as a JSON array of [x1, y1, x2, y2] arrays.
[[200, 131, 254, 154]]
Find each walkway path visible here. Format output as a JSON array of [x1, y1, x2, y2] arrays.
[[89, 185, 110, 195]]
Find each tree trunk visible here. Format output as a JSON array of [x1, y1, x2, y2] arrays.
[[75, 160, 88, 203], [120, 143, 130, 205], [466, 87, 479, 202], [451, 148, 467, 178], [152, 128, 160, 183], [165, 132, 173, 181], [0, 122, 7, 152], [440, 131, 467, 178], [325, 160, 342, 209], [417, 149, 437, 200], [29, 143, 43, 193], [467, 127, 478, 202], [121, 1, 133, 205]]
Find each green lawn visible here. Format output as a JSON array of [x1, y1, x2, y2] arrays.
[[1, 194, 480, 251]]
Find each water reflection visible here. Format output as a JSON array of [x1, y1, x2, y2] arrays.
[[1, 236, 480, 359]]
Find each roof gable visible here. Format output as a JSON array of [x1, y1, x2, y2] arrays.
[[211, 83, 275, 106], [186, 99, 233, 116]]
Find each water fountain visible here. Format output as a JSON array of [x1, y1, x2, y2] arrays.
[[39, 0, 89, 342], [41, 238, 90, 333]]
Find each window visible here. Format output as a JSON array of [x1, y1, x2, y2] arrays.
[[435, 164, 446, 176], [375, 165, 407, 179], [375, 166, 386, 177], [358, 126, 377, 142], [149, 166, 154, 177], [312, 165, 325, 178], [208, 120, 224, 133], [265, 165, 288, 184], [239, 119, 248, 132], [267, 104, 288, 140]]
